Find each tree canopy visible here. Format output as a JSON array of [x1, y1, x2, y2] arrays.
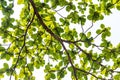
[[0, 0, 120, 80]]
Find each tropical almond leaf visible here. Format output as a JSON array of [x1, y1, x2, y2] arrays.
[[17, 0, 24, 5]]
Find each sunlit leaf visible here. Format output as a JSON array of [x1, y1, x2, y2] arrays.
[[17, 0, 24, 4], [101, 68, 106, 75], [0, 0, 120, 79]]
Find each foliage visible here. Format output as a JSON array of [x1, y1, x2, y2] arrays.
[[0, 0, 120, 80]]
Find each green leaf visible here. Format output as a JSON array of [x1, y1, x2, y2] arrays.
[[45, 64, 50, 71], [58, 61, 63, 66], [27, 63, 34, 71], [3, 63, 9, 70], [32, 28, 36, 32], [87, 32, 91, 38], [106, 3, 113, 9], [59, 18, 64, 23], [99, 14, 104, 20], [80, 33, 87, 41], [44, 0, 49, 3], [64, 26, 69, 33], [6, 54, 10, 61], [51, 73, 56, 79], [0, 68, 5, 74], [100, 24, 105, 29], [66, 5, 71, 12], [87, 15, 92, 20], [0, 73, 4, 78], [0, 53, 6, 59], [84, 40, 91, 48], [116, 5, 120, 10], [35, 61, 40, 69], [79, 16, 86, 25], [17, 0, 24, 5], [69, 43, 74, 49], [96, 29, 101, 34], [68, 66, 72, 71], [114, 73, 120, 79], [0, 46, 5, 51], [1, 0, 120, 79], [101, 68, 106, 75]]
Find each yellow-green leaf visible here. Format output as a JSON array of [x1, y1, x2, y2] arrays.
[[101, 68, 106, 75], [17, 0, 24, 5]]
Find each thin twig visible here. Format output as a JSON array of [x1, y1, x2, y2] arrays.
[[81, 25, 84, 33], [58, 63, 69, 80], [92, 43, 103, 51], [85, 21, 93, 33], [54, 6, 65, 11], [54, 10, 66, 18], [93, 29, 106, 39], [9, 12, 35, 80]]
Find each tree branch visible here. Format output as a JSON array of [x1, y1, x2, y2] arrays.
[[61, 42, 78, 80], [75, 68, 106, 80], [9, 12, 35, 80], [29, 0, 62, 42], [29, 0, 79, 79]]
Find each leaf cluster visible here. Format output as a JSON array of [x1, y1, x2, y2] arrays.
[[0, 0, 120, 80]]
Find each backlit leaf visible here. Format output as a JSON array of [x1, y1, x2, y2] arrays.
[[17, 0, 24, 4]]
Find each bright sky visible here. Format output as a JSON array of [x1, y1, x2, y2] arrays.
[[0, 0, 120, 80], [93, 9, 120, 45]]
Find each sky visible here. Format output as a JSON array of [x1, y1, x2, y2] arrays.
[[93, 9, 120, 45], [0, 0, 120, 80]]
